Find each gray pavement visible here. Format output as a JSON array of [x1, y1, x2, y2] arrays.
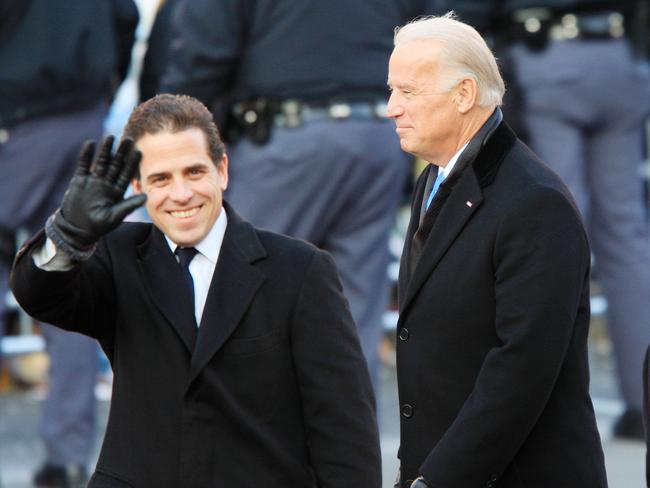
[[0, 333, 646, 488]]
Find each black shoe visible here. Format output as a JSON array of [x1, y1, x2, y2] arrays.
[[33, 463, 87, 488], [612, 409, 645, 440]]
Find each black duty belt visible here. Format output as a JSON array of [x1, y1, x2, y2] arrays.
[[511, 9, 626, 49], [274, 100, 388, 128], [229, 98, 389, 145]]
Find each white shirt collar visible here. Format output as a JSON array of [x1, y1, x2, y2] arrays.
[[165, 207, 228, 263], [440, 142, 469, 178]]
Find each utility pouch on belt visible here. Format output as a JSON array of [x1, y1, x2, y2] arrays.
[[231, 98, 274, 146]]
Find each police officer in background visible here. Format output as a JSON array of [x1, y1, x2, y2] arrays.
[[437, 0, 650, 440], [0, 2, 138, 486], [161, 0, 437, 392]]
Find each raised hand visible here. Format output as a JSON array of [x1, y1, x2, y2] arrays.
[[45, 136, 147, 260]]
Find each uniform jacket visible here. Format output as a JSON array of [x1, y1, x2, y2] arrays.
[[0, 0, 138, 127], [160, 0, 437, 105], [11, 205, 381, 488], [395, 122, 608, 488]]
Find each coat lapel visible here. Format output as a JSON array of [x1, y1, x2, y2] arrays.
[[137, 227, 198, 353], [399, 171, 483, 317], [188, 206, 267, 384], [398, 165, 430, 304], [399, 121, 517, 319]]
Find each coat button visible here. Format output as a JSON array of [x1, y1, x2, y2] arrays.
[[398, 327, 409, 341], [486, 474, 498, 487], [401, 404, 414, 418]]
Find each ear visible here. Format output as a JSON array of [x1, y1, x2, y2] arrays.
[[455, 77, 479, 114], [132, 178, 142, 194], [218, 153, 229, 191]]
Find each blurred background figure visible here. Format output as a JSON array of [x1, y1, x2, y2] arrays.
[[644, 345, 649, 485], [438, 0, 650, 440], [160, 0, 437, 392], [0, 1, 138, 487], [138, 0, 179, 103]]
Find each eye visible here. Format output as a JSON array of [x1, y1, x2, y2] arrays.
[[150, 174, 168, 185]]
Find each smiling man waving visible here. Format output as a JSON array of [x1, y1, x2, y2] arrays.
[[10, 94, 381, 488]]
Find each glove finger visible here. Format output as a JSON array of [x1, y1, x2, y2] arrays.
[[115, 146, 142, 193], [92, 135, 115, 177], [109, 194, 148, 223], [75, 140, 95, 176], [106, 138, 134, 183]]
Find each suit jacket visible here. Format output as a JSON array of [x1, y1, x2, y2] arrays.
[[395, 122, 607, 488], [10, 204, 381, 488]]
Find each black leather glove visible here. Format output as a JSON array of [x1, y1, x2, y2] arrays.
[[45, 136, 146, 260], [410, 477, 431, 488]]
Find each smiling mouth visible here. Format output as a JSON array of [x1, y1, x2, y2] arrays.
[[169, 206, 200, 218]]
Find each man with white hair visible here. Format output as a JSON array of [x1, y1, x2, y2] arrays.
[[388, 13, 607, 488]]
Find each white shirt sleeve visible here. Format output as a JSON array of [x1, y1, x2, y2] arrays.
[[32, 237, 75, 271]]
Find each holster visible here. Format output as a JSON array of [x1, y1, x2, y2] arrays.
[[230, 98, 275, 145]]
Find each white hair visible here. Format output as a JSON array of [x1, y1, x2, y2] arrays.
[[394, 12, 505, 107]]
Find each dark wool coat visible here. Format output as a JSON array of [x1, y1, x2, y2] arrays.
[[396, 122, 607, 488], [11, 205, 381, 488]]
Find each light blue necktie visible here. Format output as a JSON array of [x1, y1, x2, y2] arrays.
[[425, 170, 446, 210]]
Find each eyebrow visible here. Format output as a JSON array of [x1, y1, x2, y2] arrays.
[[145, 160, 212, 181], [145, 170, 168, 183], [185, 162, 209, 171]]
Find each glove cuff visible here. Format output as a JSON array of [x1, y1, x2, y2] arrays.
[[45, 211, 97, 261]]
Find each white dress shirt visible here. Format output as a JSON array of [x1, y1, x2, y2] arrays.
[[165, 209, 227, 325], [439, 141, 469, 178]]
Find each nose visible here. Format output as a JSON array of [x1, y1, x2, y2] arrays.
[[386, 91, 403, 119], [169, 177, 193, 202]]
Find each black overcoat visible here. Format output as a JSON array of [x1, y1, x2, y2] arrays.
[[11, 205, 381, 488], [396, 122, 608, 488]]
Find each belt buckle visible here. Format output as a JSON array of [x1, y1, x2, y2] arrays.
[[550, 14, 579, 41], [281, 99, 302, 128], [327, 102, 388, 120], [328, 103, 352, 119], [374, 102, 388, 118]]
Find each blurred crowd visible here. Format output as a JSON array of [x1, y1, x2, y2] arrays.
[[0, 0, 649, 487]]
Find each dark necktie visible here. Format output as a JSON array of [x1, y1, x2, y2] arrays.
[[175, 247, 198, 323]]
